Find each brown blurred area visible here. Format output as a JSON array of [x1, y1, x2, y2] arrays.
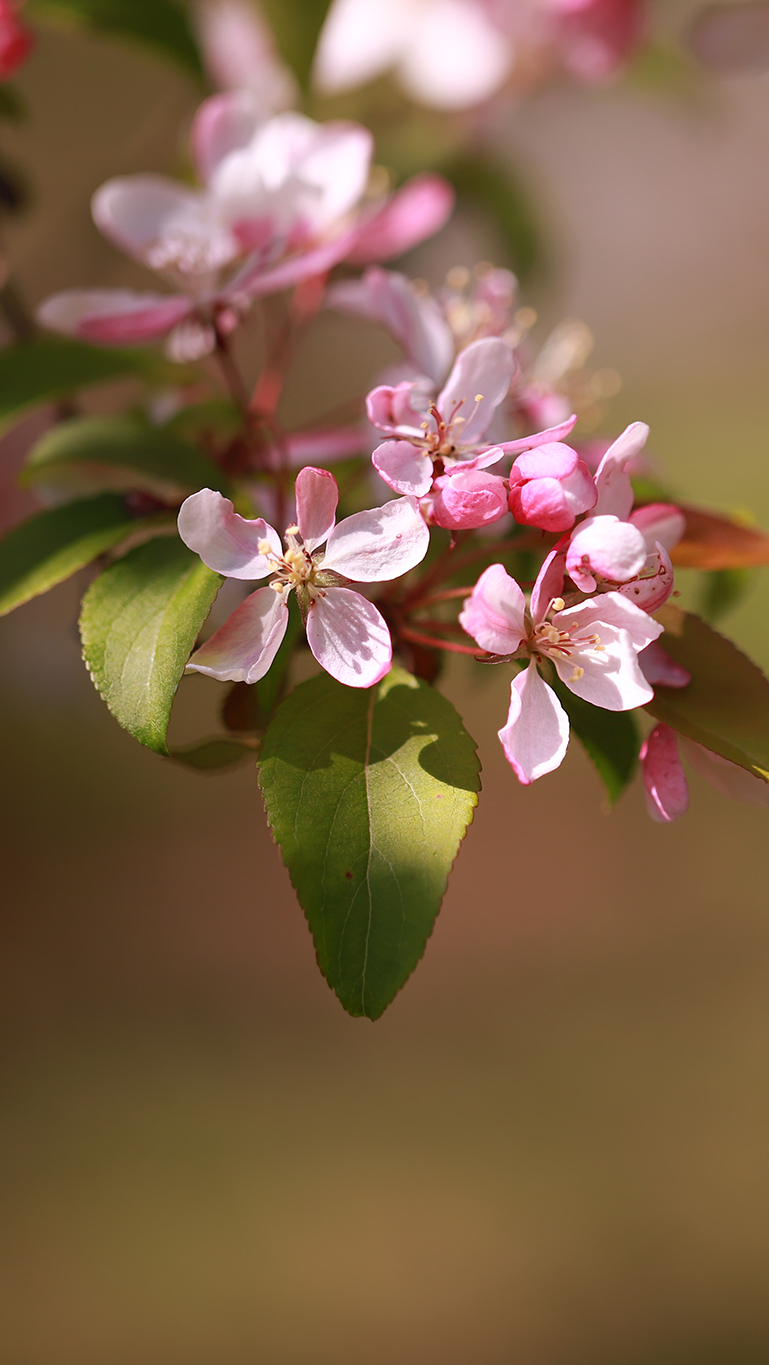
[[3, 14, 769, 1364]]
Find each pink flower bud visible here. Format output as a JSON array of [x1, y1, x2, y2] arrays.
[[629, 502, 686, 553], [430, 470, 508, 530], [508, 442, 596, 532], [0, 1, 33, 78], [616, 543, 675, 612], [640, 724, 690, 823]]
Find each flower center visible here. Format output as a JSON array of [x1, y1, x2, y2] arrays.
[[419, 395, 485, 460], [527, 601, 605, 684], [258, 525, 324, 600]]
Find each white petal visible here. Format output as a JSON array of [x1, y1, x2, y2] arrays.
[[322, 495, 429, 581], [557, 592, 663, 654], [294, 466, 338, 551], [458, 563, 527, 654], [498, 662, 570, 785], [178, 489, 281, 579], [593, 421, 649, 518], [36, 289, 192, 344], [313, 0, 413, 93], [372, 440, 433, 497], [566, 514, 647, 590], [93, 176, 236, 275], [187, 586, 288, 683], [437, 336, 515, 445], [190, 89, 263, 184], [530, 547, 566, 625], [553, 623, 654, 711], [306, 586, 392, 687], [398, 0, 512, 109]]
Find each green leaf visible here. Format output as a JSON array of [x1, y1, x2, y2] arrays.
[[0, 337, 154, 432], [259, 665, 481, 1019], [80, 535, 222, 754], [441, 154, 541, 280], [550, 675, 639, 806], [698, 568, 753, 624], [29, 0, 203, 77], [169, 736, 257, 771], [0, 493, 137, 616], [22, 414, 231, 498], [646, 609, 769, 781], [260, 0, 331, 89]]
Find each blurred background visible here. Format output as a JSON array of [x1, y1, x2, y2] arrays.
[[4, 4, 769, 1362]]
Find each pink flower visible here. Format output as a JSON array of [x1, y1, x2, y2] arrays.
[[459, 555, 662, 783], [640, 723, 769, 823], [178, 467, 429, 688], [193, 0, 298, 114], [0, 0, 33, 79], [370, 335, 577, 498], [508, 441, 596, 532], [566, 514, 649, 592]]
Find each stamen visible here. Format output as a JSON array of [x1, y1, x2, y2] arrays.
[[550, 596, 565, 612], [569, 666, 584, 682]]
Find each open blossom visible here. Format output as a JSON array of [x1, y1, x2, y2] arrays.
[[369, 335, 577, 511], [460, 553, 662, 784], [641, 723, 769, 822], [37, 94, 453, 362], [313, 0, 644, 109], [178, 467, 429, 688]]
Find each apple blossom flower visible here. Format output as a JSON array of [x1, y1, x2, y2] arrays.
[[369, 335, 578, 501], [640, 723, 769, 823], [37, 95, 453, 362], [0, 0, 33, 79], [508, 441, 597, 532], [178, 466, 429, 688], [459, 555, 662, 784]]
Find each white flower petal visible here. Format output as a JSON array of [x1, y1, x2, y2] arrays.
[[593, 421, 649, 519], [398, 0, 512, 109], [313, 0, 413, 94], [322, 495, 429, 581], [294, 466, 338, 551], [178, 489, 281, 579], [327, 267, 454, 386], [186, 585, 288, 682], [36, 289, 192, 344], [459, 563, 527, 654], [306, 586, 392, 687], [437, 336, 515, 445], [498, 662, 570, 785], [553, 623, 654, 711], [372, 440, 433, 496], [93, 176, 236, 275]]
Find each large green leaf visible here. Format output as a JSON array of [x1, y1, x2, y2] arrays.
[[80, 535, 222, 754], [551, 675, 639, 806], [0, 493, 137, 616], [22, 414, 231, 498], [0, 337, 154, 432], [29, 0, 203, 77], [259, 665, 481, 1019], [646, 610, 769, 780]]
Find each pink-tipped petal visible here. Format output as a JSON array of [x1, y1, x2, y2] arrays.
[[629, 502, 686, 553], [530, 547, 567, 625], [230, 226, 360, 299], [566, 514, 647, 591], [366, 380, 426, 436], [681, 738, 769, 807], [178, 489, 281, 579], [36, 290, 193, 344], [593, 420, 649, 519], [497, 414, 578, 455], [498, 662, 570, 785], [437, 336, 515, 445], [459, 563, 527, 654], [294, 466, 339, 551], [510, 442, 579, 482], [306, 586, 392, 687], [640, 724, 690, 823], [322, 495, 429, 581], [638, 641, 691, 689], [431, 470, 508, 529], [191, 89, 263, 184], [347, 173, 455, 264], [187, 585, 289, 683], [559, 590, 663, 653], [92, 176, 236, 274], [372, 440, 433, 497], [511, 477, 573, 533], [617, 543, 675, 612], [328, 267, 454, 386]]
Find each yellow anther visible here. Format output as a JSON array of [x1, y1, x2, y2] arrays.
[[474, 393, 484, 403], [285, 523, 300, 537], [446, 265, 470, 290], [283, 547, 305, 572], [570, 666, 584, 682], [551, 597, 565, 612], [257, 539, 273, 556]]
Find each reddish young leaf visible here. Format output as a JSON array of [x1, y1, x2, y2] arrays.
[[671, 504, 769, 570]]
